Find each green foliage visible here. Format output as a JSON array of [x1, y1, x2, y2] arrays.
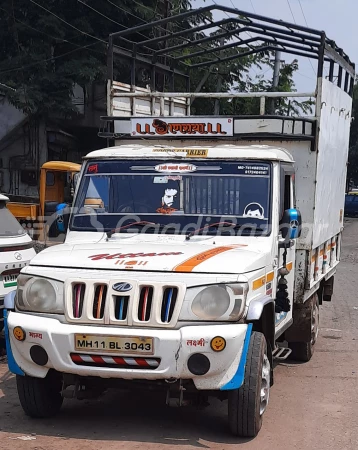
[[0, 0, 309, 118], [0, 0, 157, 115]]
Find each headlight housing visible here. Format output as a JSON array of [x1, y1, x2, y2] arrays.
[[179, 283, 248, 322], [16, 275, 64, 314]]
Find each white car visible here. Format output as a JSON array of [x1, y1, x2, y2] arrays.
[[0, 194, 36, 333]]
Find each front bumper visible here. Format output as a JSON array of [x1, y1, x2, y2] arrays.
[[6, 312, 250, 391]]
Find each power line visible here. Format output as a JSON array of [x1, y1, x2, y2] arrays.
[[103, 0, 147, 24], [298, 0, 309, 27], [249, 0, 257, 14], [77, 0, 127, 29], [29, 0, 106, 43], [284, 0, 316, 77], [0, 42, 101, 75], [286, 0, 297, 24], [0, 6, 104, 56], [213, 0, 259, 75]]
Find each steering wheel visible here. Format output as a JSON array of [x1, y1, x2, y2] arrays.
[[117, 202, 152, 213]]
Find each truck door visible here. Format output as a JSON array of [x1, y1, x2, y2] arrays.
[[275, 168, 296, 336]]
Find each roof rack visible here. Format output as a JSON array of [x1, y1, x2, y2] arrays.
[[107, 5, 355, 93]]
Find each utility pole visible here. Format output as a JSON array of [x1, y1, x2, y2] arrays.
[[269, 50, 281, 114], [214, 37, 225, 115]]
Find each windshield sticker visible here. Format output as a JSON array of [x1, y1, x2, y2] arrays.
[[153, 176, 168, 184], [88, 164, 98, 173], [157, 188, 178, 215], [153, 175, 182, 184], [89, 251, 184, 261], [154, 163, 197, 173], [243, 203, 265, 220], [237, 164, 269, 176]]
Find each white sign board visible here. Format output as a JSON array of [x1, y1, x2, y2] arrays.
[[154, 163, 197, 173], [131, 117, 233, 137]]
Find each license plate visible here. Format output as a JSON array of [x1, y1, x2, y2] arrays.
[[3, 275, 18, 288], [74, 334, 154, 354]]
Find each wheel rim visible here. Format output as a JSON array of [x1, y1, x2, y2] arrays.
[[311, 302, 319, 345], [260, 353, 270, 416]]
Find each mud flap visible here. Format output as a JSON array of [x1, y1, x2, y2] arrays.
[[284, 295, 316, 343]]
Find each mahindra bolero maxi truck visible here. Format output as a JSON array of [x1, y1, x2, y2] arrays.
[[3, 8, 355, 438]]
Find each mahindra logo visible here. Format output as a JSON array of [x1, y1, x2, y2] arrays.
[[113, 282, 133, 293]]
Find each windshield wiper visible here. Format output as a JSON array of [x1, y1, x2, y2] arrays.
[[106, 221, 156, 238], [186, 222, 264, 240]]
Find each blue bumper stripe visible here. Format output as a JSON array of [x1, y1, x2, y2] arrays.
[[3, 309, 24, 376], [220, 323, 253, 391]]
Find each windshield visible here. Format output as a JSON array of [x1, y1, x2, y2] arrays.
[[71, 160, 271, 236], [0, 203, 26, 237]]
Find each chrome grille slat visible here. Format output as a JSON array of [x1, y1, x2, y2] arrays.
[[114, 295, 129, 321]]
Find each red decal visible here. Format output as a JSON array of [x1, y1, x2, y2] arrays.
[[29, 332, 43, 339], [88, 164, 98, 173], [186, 339, 206, 347], [89, 252, 183, 261]]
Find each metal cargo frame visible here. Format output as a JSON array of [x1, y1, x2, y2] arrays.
[[100, 5, 354, 150]]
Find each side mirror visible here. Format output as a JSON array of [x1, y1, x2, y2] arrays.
[[55, 203, 71, 234], [280, 208, 302, 242], [72, 173, 80, 196]]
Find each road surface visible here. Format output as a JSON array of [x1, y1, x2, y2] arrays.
[[1, 219, 358, 450]]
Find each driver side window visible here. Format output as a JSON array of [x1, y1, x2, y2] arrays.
[[280, 167, 293, 218]]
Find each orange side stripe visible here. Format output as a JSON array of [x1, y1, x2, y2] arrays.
[[286, 262, 293, 271], [266, 271, 275, 283], [253, 276, 266, 291], [173, 246, 240, 272]]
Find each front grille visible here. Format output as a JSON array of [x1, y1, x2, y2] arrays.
[[114, 295, 129, 321], [72, 284, 85, 318], [93, 285, 107, 319], [161, 288, 178, 323], [138, 287, 153, 322], [65, 280, 184, 327]]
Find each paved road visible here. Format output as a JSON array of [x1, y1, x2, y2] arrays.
[[1, 220, 358, 450]]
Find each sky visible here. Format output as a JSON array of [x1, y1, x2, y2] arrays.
[[191, 0, 356, 92]]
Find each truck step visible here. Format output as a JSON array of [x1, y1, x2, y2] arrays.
[[272, 346, 292, 361]]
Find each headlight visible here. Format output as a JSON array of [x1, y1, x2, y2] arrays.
[[192, 286, 230, 319], [16, 275, 64, 314], [180, 283, 248, 322]]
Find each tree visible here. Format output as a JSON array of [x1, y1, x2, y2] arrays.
[[0, 0, 158, 116], [0, 1, 310, 118]]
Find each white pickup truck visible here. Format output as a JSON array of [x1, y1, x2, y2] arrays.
[[3, 8, 354, 438]]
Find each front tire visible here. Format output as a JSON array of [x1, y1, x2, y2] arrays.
[[17, 371, 63, 418], [228, 331, 270, 438]]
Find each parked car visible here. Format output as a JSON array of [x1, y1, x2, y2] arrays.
[[0, 194, 36, 333], [345, 192, 358, 217]]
